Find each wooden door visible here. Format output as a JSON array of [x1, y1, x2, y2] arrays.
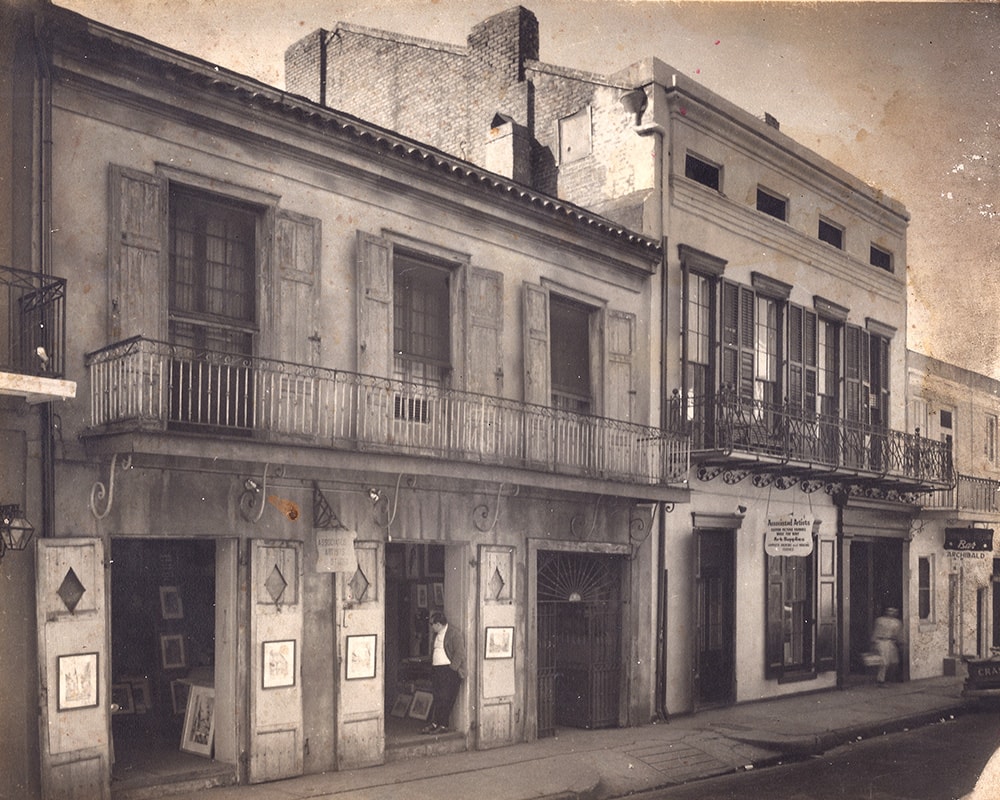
[[248, 540, 304, 783], [37, 538, 111, 800], [334, 540, 385, 769], [695, 531, 735, 707]]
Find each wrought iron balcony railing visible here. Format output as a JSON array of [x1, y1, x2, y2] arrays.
[[685, 389, 953, 487], [85, 337, 690, 486], [0, 265, 67, 378], [921, 473, 1000, 513]]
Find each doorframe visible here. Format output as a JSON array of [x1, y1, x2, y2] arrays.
[[692, 527, 737, 709], [526, 539, 631, 741]]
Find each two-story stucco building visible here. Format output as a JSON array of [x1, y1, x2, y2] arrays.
[[0, 4, 689, 799]]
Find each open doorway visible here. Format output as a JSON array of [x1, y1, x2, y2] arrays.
[[110, 538, 234, 796], [848, 538, 903, 677], [384, 542, 460, 752]]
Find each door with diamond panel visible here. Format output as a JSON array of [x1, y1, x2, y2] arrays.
[[248, 540, 304, 783], [36, 537, 111, 800], [334, 539, 385, 769]]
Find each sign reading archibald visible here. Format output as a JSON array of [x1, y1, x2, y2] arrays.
[[764, 515, 815, 557], [315, 526, 358, 573]]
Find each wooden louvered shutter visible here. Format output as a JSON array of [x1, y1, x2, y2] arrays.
[[815, 533, 837, 671], [788, 305, 817, 414], [356, 231, 393, 378], [467, 268, 504, 396], [275, 212, 321, 365], [522, 283, 550, 407], [844, 324, 870, 424], [721, 281, 754, 399], [765, 554, 785, 678], [109, 165, 167, 341], [605, 309, 636, 422]]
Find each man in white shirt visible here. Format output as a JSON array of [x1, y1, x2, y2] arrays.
[[422, 611, 466, 733]]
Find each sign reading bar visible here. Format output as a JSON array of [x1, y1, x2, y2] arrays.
[[943, 527, 994, 552], [315, 526, 358, 573], [764, 515, 815, 557]]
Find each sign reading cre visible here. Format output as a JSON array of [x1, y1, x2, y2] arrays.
[[764, 515, 815, 557]]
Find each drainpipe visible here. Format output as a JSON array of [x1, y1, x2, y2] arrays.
[[33, 5, 55, 539], [621, 86, 670, 719]]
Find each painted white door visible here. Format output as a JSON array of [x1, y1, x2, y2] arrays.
[[334, 540, 385, 769], [36, 537, 111, 800], [248, 540, 304, 783]]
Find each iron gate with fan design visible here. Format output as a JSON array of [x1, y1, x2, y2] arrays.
[[537, 551, 624, 736]]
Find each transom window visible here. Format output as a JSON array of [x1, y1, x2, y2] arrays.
[[685, 153, 721, 191], [818, 218, 844, 249], [756, 187, 787, 221]]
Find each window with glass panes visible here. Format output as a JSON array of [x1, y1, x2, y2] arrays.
[[549, 294, 593, 413], [918, 556, 932, 620], [393, 252, 451, 388], [686, 272, 712, 412], [754, 295, 780, 406], [766, 552, 814, 676]]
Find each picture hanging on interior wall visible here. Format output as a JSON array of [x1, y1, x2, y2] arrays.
[[262, 640, 296, 689], [160, 633, 187, 670], [484, 626, 514, 659], [57, 652, 99, 711], [416, 583, 428, 608], [111, 683, 135, 714], [159, 585, 184, 619], [345, 634, 377, 680], [433, 582, 444, 606], [180, 685, 216, 758], [171, 679, 191, 715]]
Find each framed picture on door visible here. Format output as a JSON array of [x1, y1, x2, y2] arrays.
[[57, 652, 99, 711], [262, 640, 296, 689], [345, 634, 377, 680]]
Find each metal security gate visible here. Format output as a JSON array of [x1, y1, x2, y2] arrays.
[[537, 552, 623, 736]]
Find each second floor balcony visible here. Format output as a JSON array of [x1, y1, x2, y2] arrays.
[[0, 265, 75, 403], [686, 389, 953, 494], [84, 337, 690, 490], [921, 473, 1000, 515]]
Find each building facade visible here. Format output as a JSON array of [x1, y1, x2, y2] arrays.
[[285, 5, 953, 716], [1, 4, 689, 799], [908, 352, 1000, 679]]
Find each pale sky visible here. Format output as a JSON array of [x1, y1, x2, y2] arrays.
[[59, 0, 1000, 380]]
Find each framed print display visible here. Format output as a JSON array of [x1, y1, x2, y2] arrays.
[[416, 583, 428, 608], [262, 640, 296, 689], [180, 685, 215, 757], [171, 679, 191, 715], [345, 634, 377, 680], [432, 582, 444, 607], [390, 693, 413, 718], [57, 652, 99, 711], [111, 683, 135, 714], [484, 626, 514, 659], [160, 633, 186, 669], [159, 585, 184, 619], [129, 677, 152, 713], [408, 689, 433, 720]]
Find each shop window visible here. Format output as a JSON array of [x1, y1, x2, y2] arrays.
[[756, 187, 787, 221], [685, 153, 720, 191], [918, 556, 933, 621], [870, 244, 893, 271], [818, 218, 844, 249], [168, 185, 258, 431]]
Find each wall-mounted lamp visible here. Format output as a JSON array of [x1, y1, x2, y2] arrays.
[[0, 505, 34, 561], [368, 488, 381, 504]]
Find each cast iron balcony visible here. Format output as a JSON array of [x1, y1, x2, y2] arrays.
[[84, 337, 690, 487], [685, 388, 953, 492], [0, 265, 74, 402], [921, 473, 1000, 514]]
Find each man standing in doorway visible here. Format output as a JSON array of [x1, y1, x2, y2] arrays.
[[423, 611, 466, 733]]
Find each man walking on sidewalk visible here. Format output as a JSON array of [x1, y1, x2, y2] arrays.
[[423, 611, 466, 733], [871, 607, 903, 685]]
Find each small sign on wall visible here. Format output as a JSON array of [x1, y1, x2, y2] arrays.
[[764, 515, 815, 557], [315, 526, 357, 573]]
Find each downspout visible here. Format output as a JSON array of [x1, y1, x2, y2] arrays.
[[32, 6, 55, 539], [621, 86, 670, 719]]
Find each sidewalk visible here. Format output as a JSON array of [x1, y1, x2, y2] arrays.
[[151, 675, 972, 800]]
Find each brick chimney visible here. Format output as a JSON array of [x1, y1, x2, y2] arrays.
[[467, 6, 539, 84]]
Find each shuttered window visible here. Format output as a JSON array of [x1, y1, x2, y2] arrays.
[[721, 281, 755, 400], [766, 553, 812, 676], [393, 252, 451, 387], [787, 304, 817, 415]]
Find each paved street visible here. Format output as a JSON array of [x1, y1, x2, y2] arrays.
[[635, 707, 1000, 800]]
